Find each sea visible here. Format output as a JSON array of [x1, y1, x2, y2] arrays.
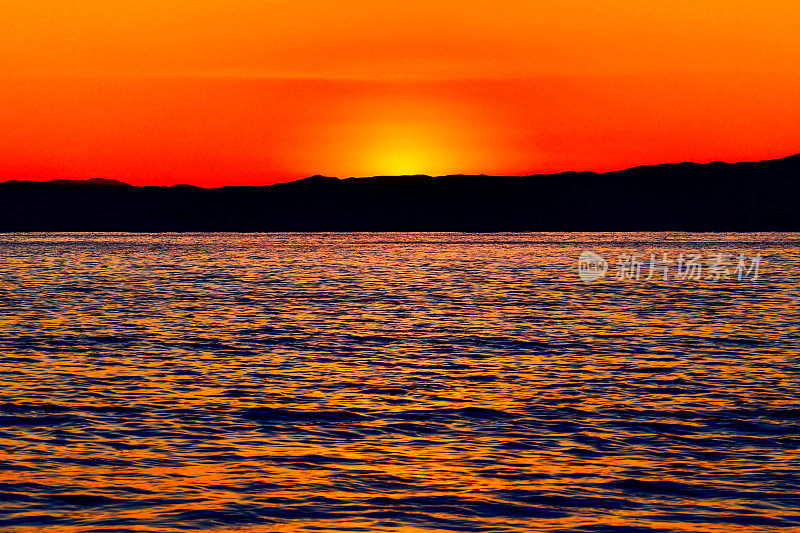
[[0, 232, 798, 532]]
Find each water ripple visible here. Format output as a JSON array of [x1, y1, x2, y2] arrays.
[[0, 232, 798, 532]]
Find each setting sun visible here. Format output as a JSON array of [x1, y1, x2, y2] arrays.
[[353, 117, 475, 177], [369, 143, 437, 176]]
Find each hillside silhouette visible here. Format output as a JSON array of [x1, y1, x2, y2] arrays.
[[1, 155, 798, 231]]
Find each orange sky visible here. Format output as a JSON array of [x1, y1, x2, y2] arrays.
[[1, 1, 799, 186]]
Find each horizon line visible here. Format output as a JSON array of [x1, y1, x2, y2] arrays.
[[2, 151, 798, 190]]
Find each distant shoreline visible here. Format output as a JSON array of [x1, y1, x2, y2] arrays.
[[2, 155, 798, 232]]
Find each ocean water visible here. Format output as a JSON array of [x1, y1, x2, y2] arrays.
[[0, 232, 798, 533]]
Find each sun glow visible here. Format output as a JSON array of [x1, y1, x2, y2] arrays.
[[315, 94, 497, 178], [361, 122, 453, 176], [371, 146, 434, 176]]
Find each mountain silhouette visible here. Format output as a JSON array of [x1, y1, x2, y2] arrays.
[[1, 177, 133, 188], [1, 155, 798, 231]]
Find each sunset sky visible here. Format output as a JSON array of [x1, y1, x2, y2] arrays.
[[1, 1, 799, 186]]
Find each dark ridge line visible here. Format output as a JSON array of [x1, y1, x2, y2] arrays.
[[1, 153, 798, 231], [3, 153, 799, 189]]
